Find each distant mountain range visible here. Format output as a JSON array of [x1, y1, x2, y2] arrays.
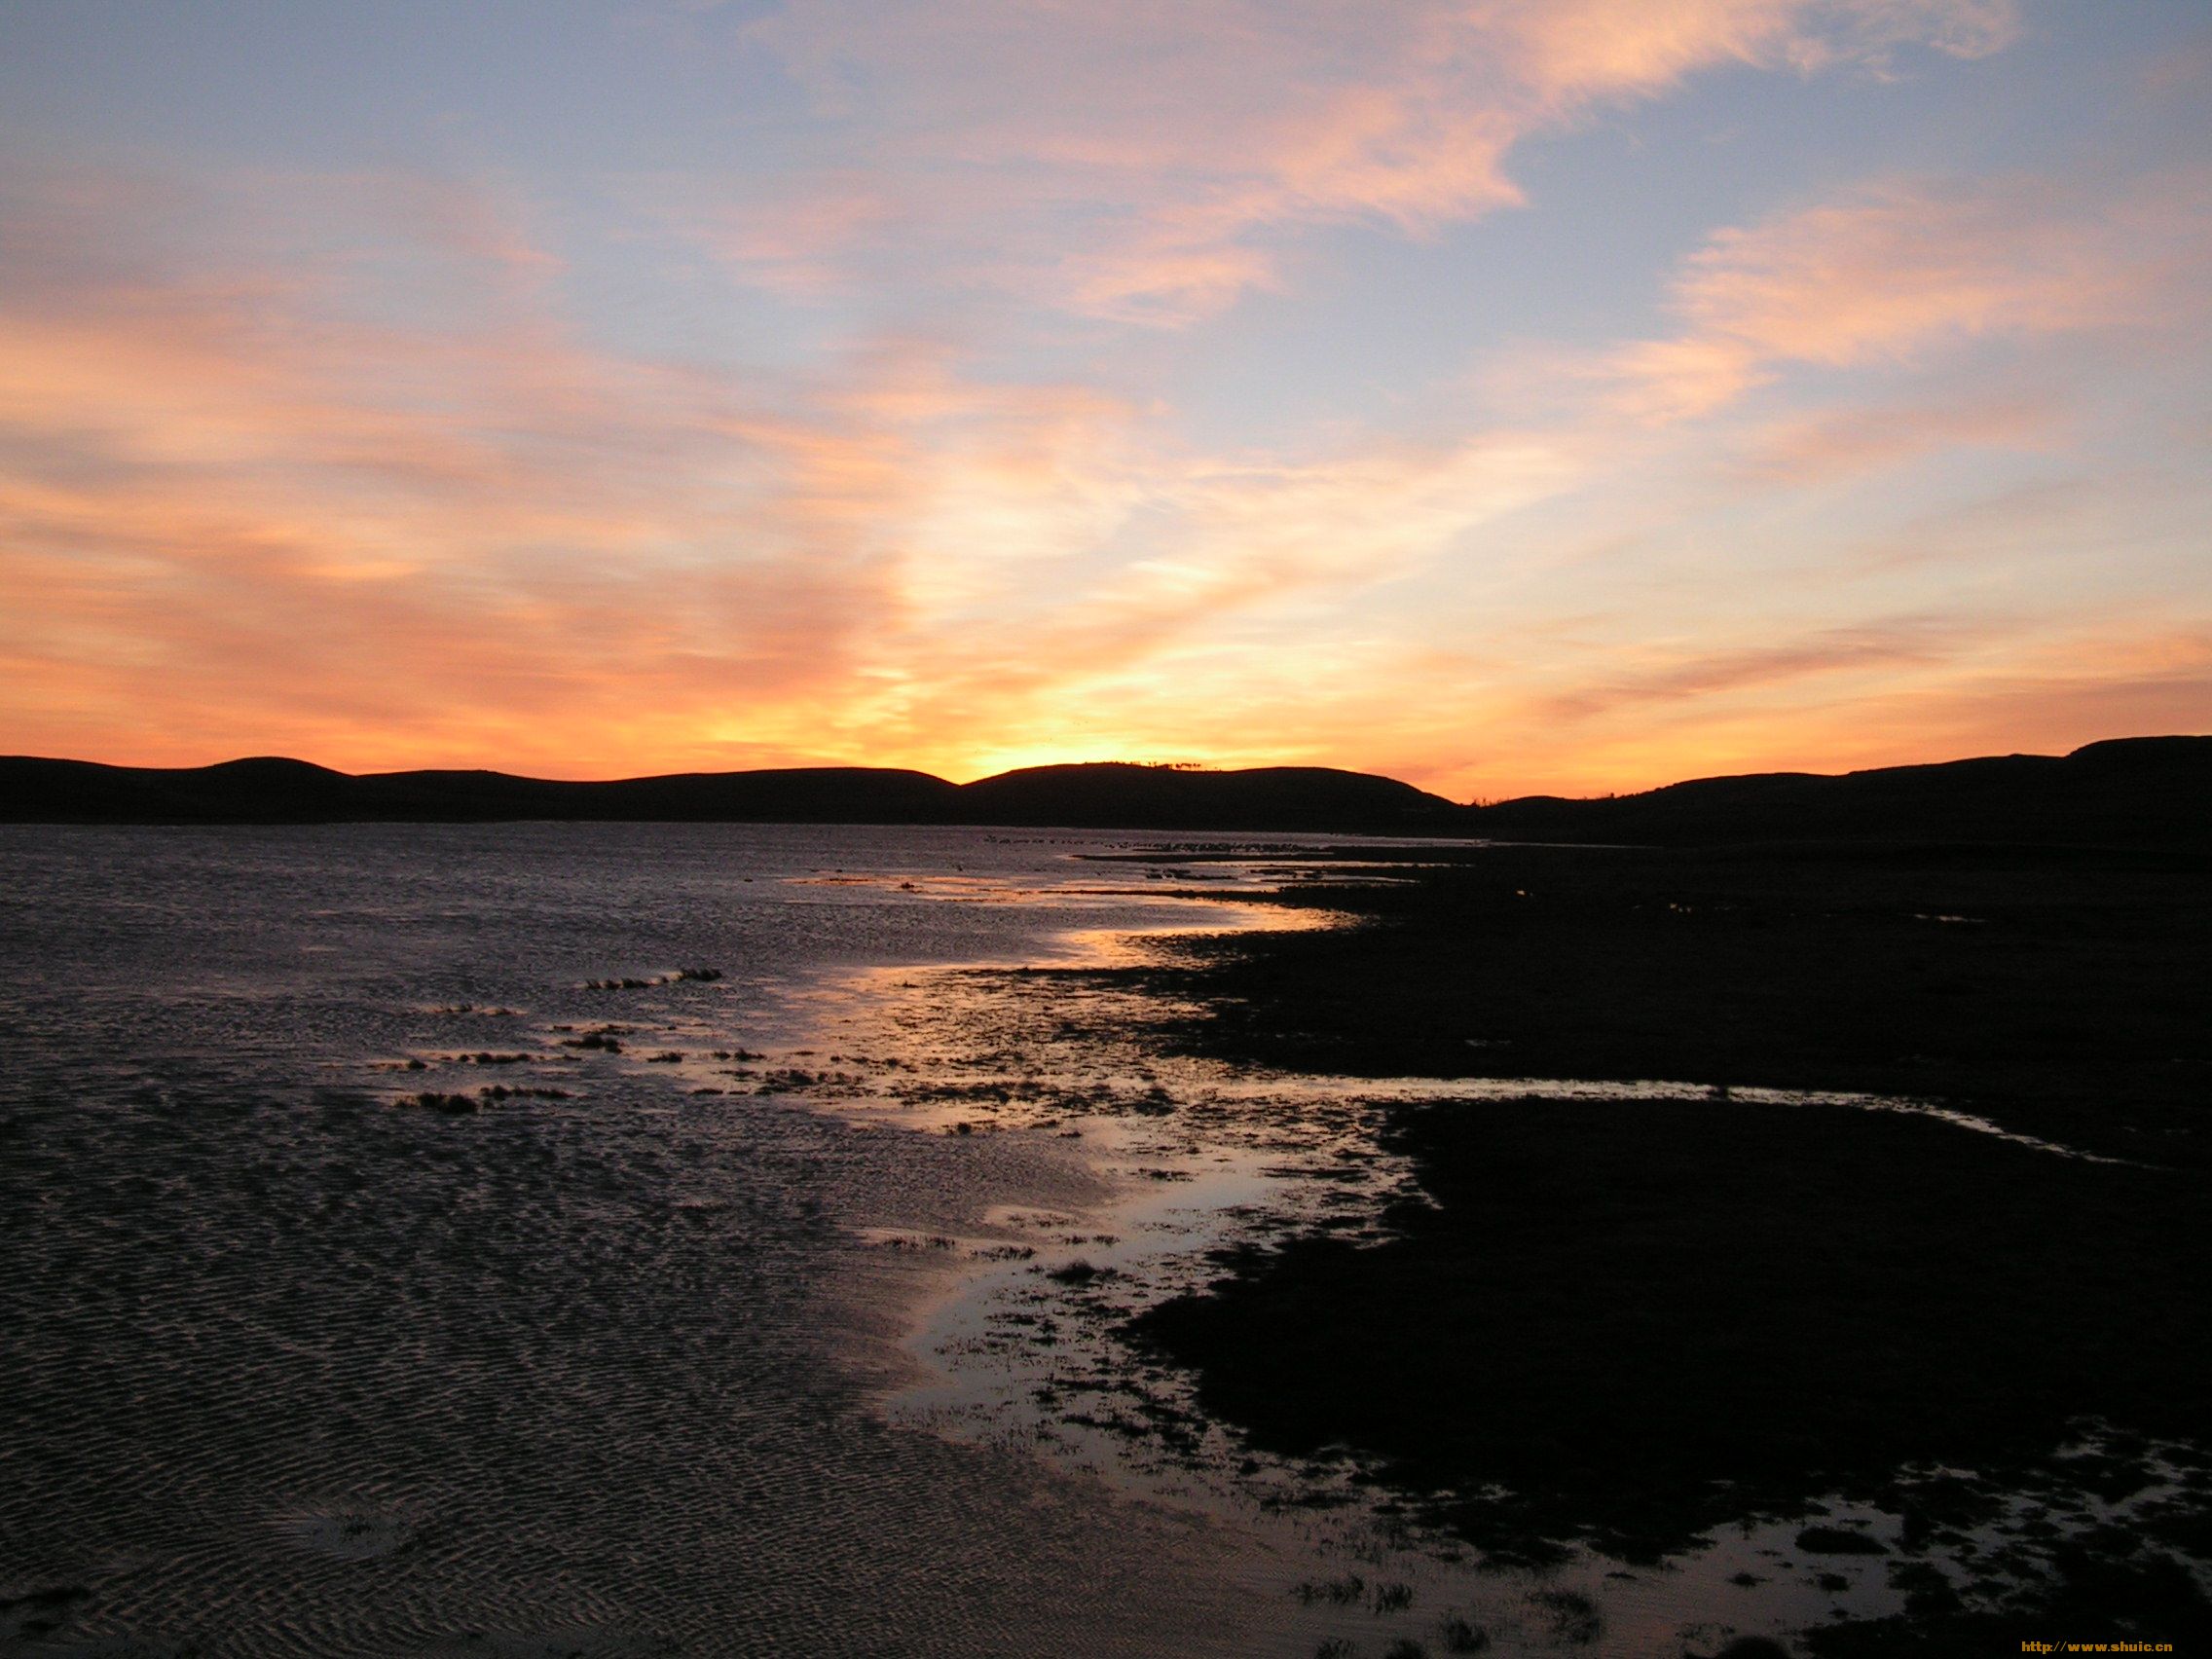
[[1473, 736, 2210, 851], [2, 737, 2206, 847], [0, 756, 1453, 833]]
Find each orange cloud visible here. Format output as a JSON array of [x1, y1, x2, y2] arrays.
[[0, 167, 939, 772], [1529, 614, 1992, 723], [1501, 0, 2013, 97], [1383, 620, 2211, 801], [688, 173, 899, 296], [4, 94, 2205, 798], [716, 0, 2023, 322], [1733, 389, 2061, 484], [1596, 176, 2192, 422]]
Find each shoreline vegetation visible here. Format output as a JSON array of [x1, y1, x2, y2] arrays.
[[1107, 837, 2212, 1653]]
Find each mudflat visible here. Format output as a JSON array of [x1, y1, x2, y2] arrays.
[[1121, 840, 2212, 1650]]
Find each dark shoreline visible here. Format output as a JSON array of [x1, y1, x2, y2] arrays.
[[1109, 839, 2212, 1652]]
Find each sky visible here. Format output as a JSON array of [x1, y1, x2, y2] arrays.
[[1, 0, 2207, 799]]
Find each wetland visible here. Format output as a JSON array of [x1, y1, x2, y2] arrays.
[[2, 826, 2205, 1656]]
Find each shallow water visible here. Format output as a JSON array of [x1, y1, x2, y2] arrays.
[[0, 825, 2181, 1657], [0, 825, 1314, 1656]]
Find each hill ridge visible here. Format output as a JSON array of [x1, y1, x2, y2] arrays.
[[2, 737, 2205, 845]]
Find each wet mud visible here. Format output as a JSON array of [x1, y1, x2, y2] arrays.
[[7, 827, 2206, 1656], [1084, 840, 2212, 1653]]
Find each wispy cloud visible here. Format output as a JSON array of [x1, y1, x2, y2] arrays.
[[1593, 176, 2174, 422], [711, 0, 2021, 322], [1731, 388, 2061, 484], [6, 2, 2208, 795], [1531, 613, 1990, 723], [0, 158, 1577, 772], [0, 165, 919, 769], [10, 139, 2203, 787]]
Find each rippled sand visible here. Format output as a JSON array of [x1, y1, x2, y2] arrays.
[[0, 826, 1322, 1656], [6, 825, 2172, 1657]]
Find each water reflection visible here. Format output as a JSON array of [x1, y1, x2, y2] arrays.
[[0, 823, 2177, 1658]]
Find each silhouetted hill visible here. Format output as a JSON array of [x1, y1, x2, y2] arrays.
[[955, 763, 1456, 830], [0, 756, 1456, 831], [1472, 736, 2212, 851], [0, 756, 366, 825], [355, 766, 962, 824], [4, 738, 2204, 844]]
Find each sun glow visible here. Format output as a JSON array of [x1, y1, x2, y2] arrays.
[[1, 2, 2206, 796]]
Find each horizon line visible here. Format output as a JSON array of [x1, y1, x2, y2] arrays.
[[9, 733, 2204, 811]]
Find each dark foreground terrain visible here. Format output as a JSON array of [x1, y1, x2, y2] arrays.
[[1123, 840, 2212, 1652]]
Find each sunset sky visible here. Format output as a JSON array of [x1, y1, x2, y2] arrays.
[[2, 1, 2207, 799]]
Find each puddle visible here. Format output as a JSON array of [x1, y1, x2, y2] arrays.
[[726, 860, 2204, 1655]]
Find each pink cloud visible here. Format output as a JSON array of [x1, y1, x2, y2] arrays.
[[710, 0, 2024, 322], [1499, 0, 2012, 100], [1733, 388, 2062, 483], [692, 173, 899, 296], [1530, 614, 1988, 723], [1595, 175, 2194, 422], [6, 63, 2204, 800], [0, 167, 946, 771], [17, 148, 2183, 789]]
